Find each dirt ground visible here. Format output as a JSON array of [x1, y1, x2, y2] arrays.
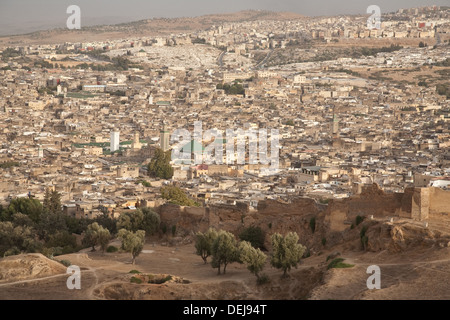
[[1, 226, 450, 301]]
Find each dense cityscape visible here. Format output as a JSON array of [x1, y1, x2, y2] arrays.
[[0, 4, 449, 301]]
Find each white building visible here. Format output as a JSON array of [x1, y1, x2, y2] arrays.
[[110, 131, 120, 152]]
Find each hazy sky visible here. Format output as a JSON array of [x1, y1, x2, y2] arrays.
[[0, 0, 447, 36]]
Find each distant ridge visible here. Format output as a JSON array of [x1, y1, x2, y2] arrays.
[[0, 10, 306, 46]]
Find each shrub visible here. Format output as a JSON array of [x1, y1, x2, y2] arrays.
[[130, 276, 142, 284], [129, 270, 141, 274], [303, 248, 311, 258], [361, 235, 369, 250], [360, 226, 369, 251], [327, 258, 354, 270], [62, 245, 79, 255], [171, 225, 177, 237], [239, 226, 265, 249], [4, 247, 20, 257], [106, 245, 118, 253], [59, 260, 71, 267], [309, 217, 316, 233], [321, 238, 327, 246], [360, 225, 368, 237], [141, 181, 151, 187], [51, 247, 63, 256], [256, 273, 270, 285], [418, 81, 427, 87], [355, 215, 365, 226], [326, 252, 341, 262]]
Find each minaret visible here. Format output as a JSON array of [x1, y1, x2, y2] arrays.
[[110, 131, 120, 152], [332, 106, 339, 138], [160, 124, 170, 152], [132, 131, 142, 150]]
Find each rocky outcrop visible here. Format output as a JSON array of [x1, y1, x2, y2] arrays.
[[358, 222, 450, 253]]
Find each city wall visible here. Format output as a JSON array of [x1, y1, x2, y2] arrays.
[[155, 184, 450, 246]]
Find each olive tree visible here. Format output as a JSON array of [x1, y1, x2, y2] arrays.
[[194, 228, 218, 264], [117, 208, 160, 235], [82, 222, 111, 252], [239, 240, 267, 280], [211, 230, 240, 275], [270, 232, 306, 277], [117, 210, 144, 232], [141, 208, 160, 236], [118, 229, 145, 265]]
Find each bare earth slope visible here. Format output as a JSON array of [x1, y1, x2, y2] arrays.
[[1, 219, 450, 300], [0, 253, 66, 283]]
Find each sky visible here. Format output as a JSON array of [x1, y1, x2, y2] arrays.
[[0, 0, 447, 36]]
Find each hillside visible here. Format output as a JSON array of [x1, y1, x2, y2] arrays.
[[1, 219, 450, 300]]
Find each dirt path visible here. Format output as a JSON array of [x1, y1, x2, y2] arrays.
[[0, 273, 67, 288]]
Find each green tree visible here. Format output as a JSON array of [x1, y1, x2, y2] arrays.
[[211, 230, 240, 275], [82, 222, 111, 252], [161, 186, 199, 207], [118, 229, 146, 265], [0, 221, 41, 256], [239, 241, 267, 281], [94, 213, 117, 235], [239, 226, 265, 249], [11, 212, 35, 228], [46, 230, 78, 254], [65, 216, 92, 235], [270, 232, 306, 277], [148, 148, 174, 179], [195, 228, 218, 264], [117, 209, 144, 232], [221, 83, 245, 95], [38, 210, 67, 240], [43, 189, 62, 215], [83, 222, 99, 251], [97, 226, 111, 252], [7, 197, 43, 223], [141, 180, 151, 187], [285, 119, 295, 126], [140, 208, 161, 236]]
